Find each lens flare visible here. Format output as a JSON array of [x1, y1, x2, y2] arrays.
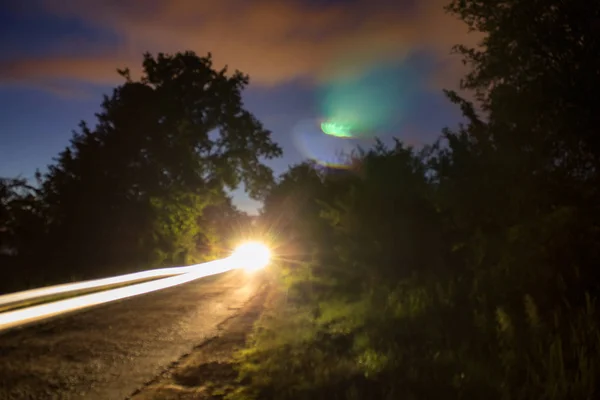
[[231, 242, 271, 272], [318, 60, 419, 139], [320, 120, 354, 138], [292, 118, 355, 169]]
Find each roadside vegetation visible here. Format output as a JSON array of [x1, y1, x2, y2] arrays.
[[229, 0, 600, 398]]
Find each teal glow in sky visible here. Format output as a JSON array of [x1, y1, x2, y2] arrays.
[[319, 61, 420, 139]]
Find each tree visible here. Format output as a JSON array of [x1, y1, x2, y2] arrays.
[[447, 0, 600, 172], [0, 178, 44, 255], [443, 0, 600, 313], [0, 177, 46, 292], [38, 51, 281, 278], [432, 0, 600, 397]]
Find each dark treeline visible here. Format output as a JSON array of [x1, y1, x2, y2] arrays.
[[0, 52, 281, 293], [232, 0, 600, 399]]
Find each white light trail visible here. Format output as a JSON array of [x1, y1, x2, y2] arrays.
[[0, 265, 200, 309], [0, 258, 237, 333]]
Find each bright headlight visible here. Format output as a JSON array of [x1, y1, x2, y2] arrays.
[[231, 241, 271, 271]]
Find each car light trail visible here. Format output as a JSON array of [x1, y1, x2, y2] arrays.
[[0, 241, 273, 333], [0, 265, 201, 309], [0, 258, 236, 333]]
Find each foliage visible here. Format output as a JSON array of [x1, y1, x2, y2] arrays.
[[0, 178, 48, 292], [231, 0, 600, 398], [0, 178, 41, 254]]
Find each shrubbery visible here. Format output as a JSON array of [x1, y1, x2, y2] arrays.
[[230, 0, 600, 398]]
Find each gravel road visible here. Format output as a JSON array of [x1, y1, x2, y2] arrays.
[[0, 270, 261, 400]]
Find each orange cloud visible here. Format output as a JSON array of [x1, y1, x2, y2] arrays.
[[1, 0, 479, 92], [0, 55, 131, 85]]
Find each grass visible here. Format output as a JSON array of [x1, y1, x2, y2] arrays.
[[130, 282, 270, 399]]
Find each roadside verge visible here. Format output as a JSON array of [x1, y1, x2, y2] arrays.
[[128, 281, 270, 400]]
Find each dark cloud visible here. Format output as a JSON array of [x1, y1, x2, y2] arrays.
[[0, 0, 478, 92]]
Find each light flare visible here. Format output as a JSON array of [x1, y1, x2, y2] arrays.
[[230, 241, 271, 272]]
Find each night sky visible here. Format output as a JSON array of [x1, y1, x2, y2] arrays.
[[0, 0, 473, 213]]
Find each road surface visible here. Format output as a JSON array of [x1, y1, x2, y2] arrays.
[[0, 270, 261, 400]]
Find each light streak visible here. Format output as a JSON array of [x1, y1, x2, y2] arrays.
[[0, 258, 238, 333], [0, 265, 200, 309]]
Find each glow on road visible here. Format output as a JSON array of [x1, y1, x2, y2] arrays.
[[0, 241, 272, 333]]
